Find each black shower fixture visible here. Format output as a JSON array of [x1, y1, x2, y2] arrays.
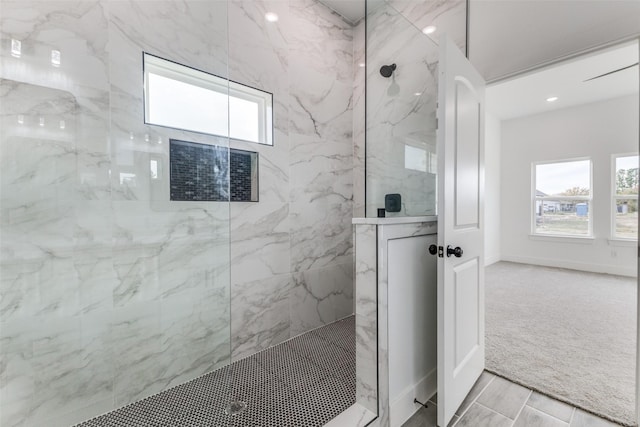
[[379, 63, 396, 78]]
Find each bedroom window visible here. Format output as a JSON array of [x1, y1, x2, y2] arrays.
[[532, 159, 592, 237], [613, 154, 638, 240], [143, 53, 273, 145]]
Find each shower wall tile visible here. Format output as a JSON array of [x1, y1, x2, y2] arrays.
[[289, 0, 354, 143], [354, 224, 377, 412], [356, 312, 377, 412], [290, 200, 353, 273], [227, 0, 355, 361], [352, 19, 366, 218], [159, 289, 231, 389], [290, 262, 353, 336], [229, 0, 290, 136], [233, 131, 291, 203], [230, 202, 291, 284], [1, 0, 357, 425], [231, 273, 293, 360], [1, 0, 234, 424], [365, 4, 439, 217], [289, 134, 353, 205], [386, 0, 468, 53]]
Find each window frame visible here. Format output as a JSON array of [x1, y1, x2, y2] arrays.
[[531, 157, 593, 238], [611, 152, 639, 241], [142, 52, 273, 146]]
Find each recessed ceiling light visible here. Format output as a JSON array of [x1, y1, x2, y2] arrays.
[[265, 12, 279, 22], [414, 92, 422, 96], [546, 96, 558, 102], [422, 25, 436, 35]]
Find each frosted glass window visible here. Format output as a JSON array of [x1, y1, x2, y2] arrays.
[[144, 53, 273, 145]]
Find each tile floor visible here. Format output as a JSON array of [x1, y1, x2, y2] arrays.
[[403, 371, 624, 427], [76, 316, 355, 427]]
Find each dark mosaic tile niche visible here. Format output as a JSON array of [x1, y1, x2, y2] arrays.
[[170, 139, 258, 202]]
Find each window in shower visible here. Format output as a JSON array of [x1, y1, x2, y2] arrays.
[[143, 53, 273, 145]]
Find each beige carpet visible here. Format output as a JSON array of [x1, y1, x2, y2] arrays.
[[485, 262, 637, 426]]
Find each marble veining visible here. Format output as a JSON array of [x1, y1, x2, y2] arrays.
[[354, 220, 438, 427], [1, 0, 355, 425]]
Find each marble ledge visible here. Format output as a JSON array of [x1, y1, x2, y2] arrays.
[[352, 215, 437, 225], [323, 403, 376, 427]]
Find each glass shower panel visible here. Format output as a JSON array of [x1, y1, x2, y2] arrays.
[[366, 0, 439, 217], [0, 1, 232, 426]]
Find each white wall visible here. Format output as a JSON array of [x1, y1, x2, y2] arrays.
[[500, 94, 638, 277], [484, 111, 502, 265]]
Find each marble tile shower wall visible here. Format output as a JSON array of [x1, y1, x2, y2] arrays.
[[0, 1, 355, 426], [227, 0, 355, 361], [364, 0, 466, 218]]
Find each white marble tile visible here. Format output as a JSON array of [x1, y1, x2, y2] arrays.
[[290, 200, 353, 272], [0, 1, 359, 425], [288, 0, 353, 142], [365, 3, 439, 217], [356, 312, 377, 413], [231, 273, 292, 360], [27, 316, 112, 424], [352, 19, 366, 218], [386, 0, 467, 52], [290, 133, 353, 205], [289, 63, 354, 142], [354, 224, 377, 317], [325, 402, 377, 427], [109, 301, 165, 407], [159, 289, 231, 390], [229, 0, 290, 135], [290, 262, 354, 336], [231, 131, 290, 203], [231, 202, 290, 284]]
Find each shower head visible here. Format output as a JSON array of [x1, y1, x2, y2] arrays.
[[380, 63, 396, 78]]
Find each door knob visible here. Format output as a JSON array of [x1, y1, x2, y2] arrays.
[[446, 245, 463, 258], [428, 244, 438, 255]]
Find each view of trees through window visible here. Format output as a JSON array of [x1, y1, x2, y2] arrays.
[[614, 155, 639, 239], [534, 160, 591, 236]]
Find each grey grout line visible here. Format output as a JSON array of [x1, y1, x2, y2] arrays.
[[456, 374, 496, 420], [510, 390, 533, 426], [475, 401, 514, 420], [524, 405, 571, 426]]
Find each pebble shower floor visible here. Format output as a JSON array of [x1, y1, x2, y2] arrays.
[[76, 316, 356, 427]]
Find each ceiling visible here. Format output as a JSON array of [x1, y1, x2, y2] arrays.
[[468, 0, 640, 82], [486, 41, 639, 120], [320, 1, 640, 84]]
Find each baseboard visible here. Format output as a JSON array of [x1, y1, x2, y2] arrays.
[[485, 255, 501, 266], [389, 367, 437, 427], [500, 255, 636, 277]]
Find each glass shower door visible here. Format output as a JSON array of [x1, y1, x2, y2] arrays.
[[0, 1, 233, 426]]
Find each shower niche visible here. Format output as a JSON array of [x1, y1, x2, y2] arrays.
[[169, 139, 258, 202]]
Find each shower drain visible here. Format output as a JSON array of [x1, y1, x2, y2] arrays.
[[225, 400, 247, 416]]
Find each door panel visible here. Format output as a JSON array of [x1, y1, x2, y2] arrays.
[[454, 258, 480, 369], [437, 35, 486, 427]]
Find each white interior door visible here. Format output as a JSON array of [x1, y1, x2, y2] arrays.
[[436, 35, 486, 427]]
